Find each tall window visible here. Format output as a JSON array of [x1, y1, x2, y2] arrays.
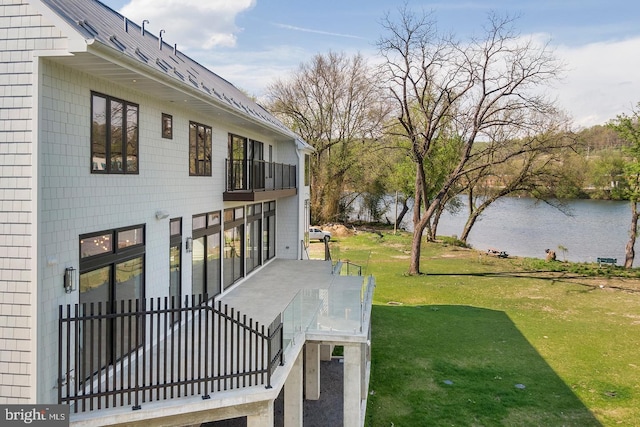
[[79, 225, 145, 378], [91, 92, 139, 174], [228, 134, 247, 190], [189, 121, 212, 176], [263, 201, 276, 261], [192, 212, 221, 297], [224, 207, 244, 287], [246, 203, 262, 273], [169, 218, 181, 303], [249, 139, 264, 190]]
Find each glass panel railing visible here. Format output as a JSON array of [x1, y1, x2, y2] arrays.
[[281, 276, 375, 348]]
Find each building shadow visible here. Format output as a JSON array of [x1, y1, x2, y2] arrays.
[[366, 304, 603, 426]]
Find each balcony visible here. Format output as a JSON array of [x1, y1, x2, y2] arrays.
[[58, 259, 374, 425], [58, 296, 283, 415], [223, 159, 297, 202]]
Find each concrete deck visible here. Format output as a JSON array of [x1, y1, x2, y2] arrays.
[[220, 259, 357, 327]]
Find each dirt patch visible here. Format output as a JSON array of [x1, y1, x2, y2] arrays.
[[321, 223, 356, 237]]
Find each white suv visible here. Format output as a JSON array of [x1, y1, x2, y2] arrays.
[[309, 227, 331, 242]]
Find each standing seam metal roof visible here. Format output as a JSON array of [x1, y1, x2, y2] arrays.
[[40, 0, 300, 140]]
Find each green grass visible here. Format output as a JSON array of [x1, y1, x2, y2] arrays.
[[331, 231, 640, 426]]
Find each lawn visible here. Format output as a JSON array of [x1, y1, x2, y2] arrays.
[[331, 230, 640, 426]]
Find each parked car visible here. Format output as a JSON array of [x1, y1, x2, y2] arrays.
[[309, 227, 331, 242]]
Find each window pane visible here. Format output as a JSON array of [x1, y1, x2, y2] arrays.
[[224, 226, 243, 287], [115, 257, 143, 362], [91, 95, 107, 171], [247, 219, 261, 273], [170, 244, 181, 302], [193, 214, 206, 230], [208, 211, 220, 226], [192, 237, 205, 296], [235, 207, 244, 219], [224, 209, 233, 223], [126, 104, 138, 173], [162, 113, 173, 139], [115, 257, 143, 302], [110, 100, 123, 172], [118, 227, 143, 249], [79, 266, 110, 380], [206, 232, 221, 296], [205, 126, 212, 176], [170, 218, 182, 236], [80, 233, 112, 258], [79, 266, 110, 305], [189, 122, 197, 175]]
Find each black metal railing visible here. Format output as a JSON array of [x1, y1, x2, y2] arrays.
[[226, 159, 296, 192], [58, 295, 283, 413]]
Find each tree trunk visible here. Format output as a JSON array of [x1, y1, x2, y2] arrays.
[[409, 226, 423, 274], [429, 203, 446, 242], [460, 206, 484, 243], [625, 201, 638, 269], [409, 167, 426, 274], [395, 199, 410, 230]]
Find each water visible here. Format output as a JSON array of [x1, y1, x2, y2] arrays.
[[372, 196, 634, 266]]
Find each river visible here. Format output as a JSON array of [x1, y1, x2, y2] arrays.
[[373, 196, 634, 266]]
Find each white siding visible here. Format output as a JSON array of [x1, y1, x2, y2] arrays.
[[0, 0, 68, 404], [2, 0, 303, 407]]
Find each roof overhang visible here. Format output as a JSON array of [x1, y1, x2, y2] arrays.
[[41, 41, 296, 144]]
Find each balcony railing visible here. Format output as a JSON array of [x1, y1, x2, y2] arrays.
[[58, 295, 283, 413], [281, 275, 376, 351], [226, 159, 296, 192]]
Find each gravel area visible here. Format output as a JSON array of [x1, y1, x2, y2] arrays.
[[206, 358, 344, 427]]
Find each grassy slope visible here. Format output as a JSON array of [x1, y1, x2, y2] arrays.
[[333, 231, 640, 426]]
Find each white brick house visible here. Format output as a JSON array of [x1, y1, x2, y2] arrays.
[[0, 1, 373, 426]]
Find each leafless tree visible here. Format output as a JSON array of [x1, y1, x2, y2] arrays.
[[378, 7, 564, 274], [267, 52, 391, 223]]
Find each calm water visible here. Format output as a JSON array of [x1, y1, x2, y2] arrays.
[[385, 196, 634, 266]]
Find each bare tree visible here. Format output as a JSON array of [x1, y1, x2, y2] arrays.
[[267, 52, 390, 223], [458, 120, 575, 243], [378, 7, 563, 274]]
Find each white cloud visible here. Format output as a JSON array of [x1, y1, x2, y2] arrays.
[[119, 0, 255, 49], [555, 37, 640, 128]]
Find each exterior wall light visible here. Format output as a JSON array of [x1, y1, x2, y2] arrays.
[[185, 237, 193, 253], [64, 267, 76, 293], [155, 210, 170, 220]]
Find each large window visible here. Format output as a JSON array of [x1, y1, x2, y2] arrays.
[[246, 203, 262, 273], [189, 121, 212, 176], [79, 225, 145, 378], [192, 212, 221, 297], [228, 135, 265, 191], [228, 134, 247, 189], [91, 92, 139, 174], [224, 207, 244, 287], [263, 201, 276, 261]]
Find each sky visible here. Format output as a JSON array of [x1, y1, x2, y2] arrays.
[[100, 0, 640, 129]]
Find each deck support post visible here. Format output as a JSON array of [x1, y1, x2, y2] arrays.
[[304, 343, 320, 400], [343, 344, 362, 427]]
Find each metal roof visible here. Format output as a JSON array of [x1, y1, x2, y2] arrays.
[[39, 0, 301, 142]]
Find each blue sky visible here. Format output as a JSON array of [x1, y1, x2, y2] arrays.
[[101, 0, 640, 128]]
